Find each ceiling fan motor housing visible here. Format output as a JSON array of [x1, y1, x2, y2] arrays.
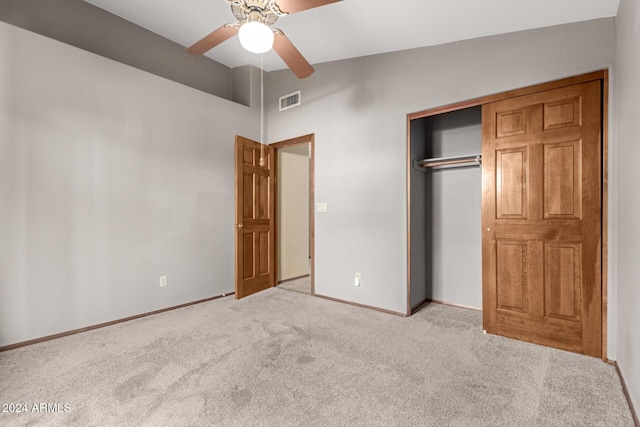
[[231, 0, 280, 26]]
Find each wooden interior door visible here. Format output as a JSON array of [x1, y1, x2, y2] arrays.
[[482, 80, 602, 357], [235, 135, 276, 299]]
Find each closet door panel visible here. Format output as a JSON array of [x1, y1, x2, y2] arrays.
[[543, 97, 581, 130], [544, 140, 582, 219], [482, 80, 602, 357], [544, 242, 582, 321], [495, 240, 529, 314], [496, 108, 528, 138], [496, 148, 528, 219]]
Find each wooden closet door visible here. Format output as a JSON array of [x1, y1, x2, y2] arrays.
[[482, 81, 602, 357]]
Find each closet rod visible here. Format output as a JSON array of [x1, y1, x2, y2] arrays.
[[415, 154, 482, 170]]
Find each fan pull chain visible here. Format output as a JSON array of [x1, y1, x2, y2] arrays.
[[259, 53, 266, 167]]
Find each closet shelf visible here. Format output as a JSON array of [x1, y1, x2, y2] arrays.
[[415, 154, 482, 170]]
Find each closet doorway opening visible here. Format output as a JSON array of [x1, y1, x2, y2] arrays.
[[271, 134, 315, 295], [406, 71, 608, 358], [408, 106, 483, 312]]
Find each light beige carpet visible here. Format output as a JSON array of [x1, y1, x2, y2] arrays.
[[277, 276, 311, 294], [0, 287, 634, 426]]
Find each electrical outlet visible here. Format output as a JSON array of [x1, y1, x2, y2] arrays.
[[354, 272, 361, 287], [159, 276, 168, 287]]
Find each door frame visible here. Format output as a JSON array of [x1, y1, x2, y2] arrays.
[[271, 134, 316, 295], [406, 70, 609, 360]]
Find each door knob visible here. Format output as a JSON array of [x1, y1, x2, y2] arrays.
[[235, 224, 243, 229]]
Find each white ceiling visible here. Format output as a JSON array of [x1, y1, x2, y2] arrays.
[[83, 0, 620, 72]]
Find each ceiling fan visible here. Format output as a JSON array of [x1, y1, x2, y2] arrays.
[[186, 0, 341, 78]]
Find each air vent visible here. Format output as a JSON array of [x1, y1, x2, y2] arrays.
[[279, 91, 301, 111]]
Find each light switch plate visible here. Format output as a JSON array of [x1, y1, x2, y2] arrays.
[[317, 203, 328, 212]]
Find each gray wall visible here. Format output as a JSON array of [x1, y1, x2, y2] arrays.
[[615, 0, 640, 413], [410, 108, 482, 309], [0, 21, 260, 347], [0, 0, 235, 101], [267, 19, 616, 317]]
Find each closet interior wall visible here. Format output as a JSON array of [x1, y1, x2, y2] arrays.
[[410, 106, 483, 310]]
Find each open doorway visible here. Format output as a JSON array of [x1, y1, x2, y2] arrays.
[[271, 134, 315, 295]]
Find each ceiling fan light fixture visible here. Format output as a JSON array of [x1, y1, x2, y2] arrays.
[[238, 21, 274, 54]]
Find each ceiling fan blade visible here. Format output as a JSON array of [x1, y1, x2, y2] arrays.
[[186, 25, 238, 55], [273, 32, 314, 79], [274, 0, 341, 14]]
